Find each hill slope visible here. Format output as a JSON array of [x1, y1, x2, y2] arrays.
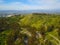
[[0, 13, 60, 45]]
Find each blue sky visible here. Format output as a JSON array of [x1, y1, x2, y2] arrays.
[[0, 0, 60, 10]]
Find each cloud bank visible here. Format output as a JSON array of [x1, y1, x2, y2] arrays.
[[0, 0, 60, 10]]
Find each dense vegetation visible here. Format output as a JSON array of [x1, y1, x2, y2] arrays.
[[0, 13, 60, 45]]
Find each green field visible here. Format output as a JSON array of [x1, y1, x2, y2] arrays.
[[0, 13, 60, 45]]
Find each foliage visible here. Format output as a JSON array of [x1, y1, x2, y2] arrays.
[[0, 13, 60, 45]]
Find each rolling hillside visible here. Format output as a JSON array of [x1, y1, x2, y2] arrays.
[[0, 13, 60, 45]]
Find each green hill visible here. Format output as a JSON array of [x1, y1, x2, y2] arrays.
[[0, 13, 60, 45]]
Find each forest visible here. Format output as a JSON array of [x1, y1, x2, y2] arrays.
[[0, 13, 60, 45]]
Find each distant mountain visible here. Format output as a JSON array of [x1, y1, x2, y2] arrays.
[[0, 9, 60, 13], [0, 9, 60, 16]]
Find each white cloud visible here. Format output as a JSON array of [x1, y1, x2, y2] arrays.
[[28, 0, 58, 5], [0, 0, 60, 10], [27, 0, 60, 10], [0, 2, 54, 10]]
